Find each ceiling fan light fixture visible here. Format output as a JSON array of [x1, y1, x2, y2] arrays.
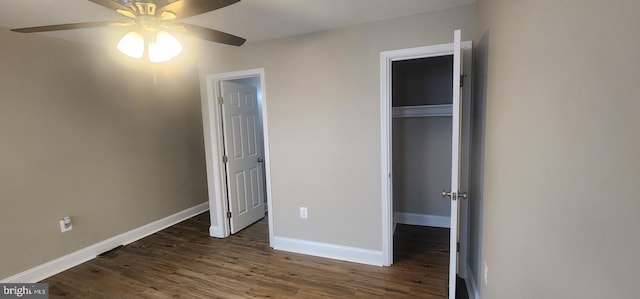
[[148, 42, 170, 62], [148, 31, 182, 62], [117, 31, 144, 59], [117, 30, 182, 62]]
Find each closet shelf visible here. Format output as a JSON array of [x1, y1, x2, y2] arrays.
[[392, 104, 453, 118]]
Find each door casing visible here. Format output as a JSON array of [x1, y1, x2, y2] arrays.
[[201, 68, 273, 243]]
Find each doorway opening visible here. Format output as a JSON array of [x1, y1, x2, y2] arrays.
[[201, 68, 274, 244], [380, 33, 472, 299], [392, 55, 454, 231]]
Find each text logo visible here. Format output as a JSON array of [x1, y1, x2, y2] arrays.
[[0, 284, 48, 299]]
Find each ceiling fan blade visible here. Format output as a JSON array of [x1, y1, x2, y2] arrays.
[[158, 0, 240, 19], [11, 21, 119, 33], [88, 0, 135, 15], [176, 23, 245, 46]]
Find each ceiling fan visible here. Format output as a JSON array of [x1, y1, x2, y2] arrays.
[[11, 0, 246, 62]]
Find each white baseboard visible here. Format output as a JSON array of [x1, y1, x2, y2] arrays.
[[209, 224, 225, 238], [271, 236, 384, 266], [2, 202, 209, 283], [466, 263, 481, 299], [395, 212, 450, 228]]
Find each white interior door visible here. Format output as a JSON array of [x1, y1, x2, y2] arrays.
[[220, 81, 266, 234], [447, 29, 464, 299]]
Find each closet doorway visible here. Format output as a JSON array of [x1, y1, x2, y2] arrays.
[[380, 30, 472, 299], [393, 55, 454, 229]]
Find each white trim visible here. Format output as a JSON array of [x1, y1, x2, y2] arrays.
[[392, 104, 453, 118], [202, 72, 228, 238], [383, 43, 456, 61], [272, 237, 384, 266], [380, 41, 473, 269], [380, 51, 393, 266], [395, 212, 451, 228], [202, 68, 273, 242], [209, 224, 225, 238], [449, 29, 463, 299], [466, 263, 481, 299], [1, 202, 209, 283]]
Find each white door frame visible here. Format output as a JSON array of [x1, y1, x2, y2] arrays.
[[379, 42, 472, 267], [201, 68, 273, 243]]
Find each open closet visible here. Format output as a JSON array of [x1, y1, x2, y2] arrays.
[[392, 55, 454, 228]]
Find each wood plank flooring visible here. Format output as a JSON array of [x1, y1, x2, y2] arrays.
[[44, 212, 452, 298]]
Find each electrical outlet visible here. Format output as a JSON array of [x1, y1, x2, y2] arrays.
[[483, 260, 489, 286], [299, 207, 308, 219], [59, 216, 72, 233]]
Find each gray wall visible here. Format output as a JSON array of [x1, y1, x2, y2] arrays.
[[199, 4, 476, 251], [476, 1, 640, 298], [468, 27, 488, 294], [0, 28, 208, 279], [393, 116, 451, 216]]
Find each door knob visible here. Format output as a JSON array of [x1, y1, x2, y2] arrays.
[[258, 157, 264, 162], [442, 190, 468, 200]]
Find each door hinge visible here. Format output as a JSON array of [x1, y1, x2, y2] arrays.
[[460, 74, 465, 88], [226, 211, 232, 219], [457, 242, 460, 252], [222, 155, 228, 163], [218, 96, 224, 104]]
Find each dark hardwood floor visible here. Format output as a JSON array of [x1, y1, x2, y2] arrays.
[[44, 212, 456, 298]]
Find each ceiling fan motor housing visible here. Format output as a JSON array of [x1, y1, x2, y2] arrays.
[[120, 1, 158, 17]]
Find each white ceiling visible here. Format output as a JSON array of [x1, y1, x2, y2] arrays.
[[0, 0, 474, 47]]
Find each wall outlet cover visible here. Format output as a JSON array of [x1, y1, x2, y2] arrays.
[[300, 207, 308, 219]]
